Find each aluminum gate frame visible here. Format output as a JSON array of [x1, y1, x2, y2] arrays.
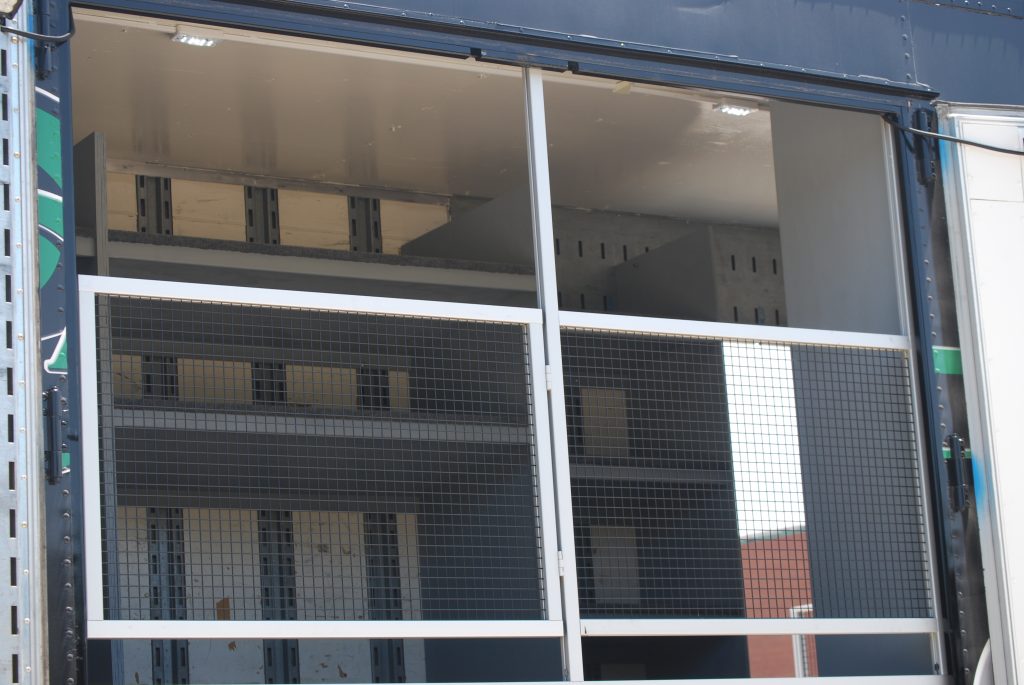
[[30, 0, 974, 681]]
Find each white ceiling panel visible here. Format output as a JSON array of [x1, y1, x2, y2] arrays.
[[71, 12, 530, 199], [72, 10, 777, 225], [542, 77, 777, 225]]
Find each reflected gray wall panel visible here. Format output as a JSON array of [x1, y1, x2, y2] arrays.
[[792, 345, 931, 619]]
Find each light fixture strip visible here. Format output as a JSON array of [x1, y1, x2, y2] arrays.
[[171, 26, 220, 47], [714, 100, 757, 117]]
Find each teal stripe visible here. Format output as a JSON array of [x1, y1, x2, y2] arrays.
[[35, 108, 62, 190], [933, 346, 963, 375]]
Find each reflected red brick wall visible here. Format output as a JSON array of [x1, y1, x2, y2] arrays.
[[741, 530, 818, 677]]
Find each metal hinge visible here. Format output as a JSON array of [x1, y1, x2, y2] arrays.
[[43, 385, 68, 483], [946, 433, 969, 513], [557, 550, 566, 577], [913, 109, 939, 186]]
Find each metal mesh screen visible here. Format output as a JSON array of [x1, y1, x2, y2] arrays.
[[561, 327, 931, 619], [792, 345, 932, 619], [562, 329, 742, 618], [95, 294, 545, 622]]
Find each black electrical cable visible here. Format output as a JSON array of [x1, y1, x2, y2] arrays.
[[898, 122, 1024, 157], [0, 12, 75, 44]]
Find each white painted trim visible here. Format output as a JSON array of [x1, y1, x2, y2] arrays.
[[939, 110, 1022, 685], [583, 679, 948, 685], [62, 679, 948, 685], [530, 322, 564, 622], [937, 102, 1024, 124], [580, 617, 940, 637], [558, 310, 911, 350], [86, 619, 565, 640], [525, 67, 586, 681], [79, 290, 105, 625], [34, 85, 60, 103], [79, 281, 558, 639], [79, 275, 542, 324]]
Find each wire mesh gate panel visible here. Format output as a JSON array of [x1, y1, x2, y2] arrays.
[[80, 277, 560, 639], [559, 320, 933, 622], [76, 278, 942, 679]]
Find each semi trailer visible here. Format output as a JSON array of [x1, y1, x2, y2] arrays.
[[0, 1, 1021, 684]]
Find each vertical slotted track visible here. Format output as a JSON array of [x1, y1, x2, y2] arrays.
[[0, 8, 45, 685]]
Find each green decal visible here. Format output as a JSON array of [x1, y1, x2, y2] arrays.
[[39, 236, 60, 288], [61, 451, 71, 472], [43, 329, 67, 373], [933, 346, 963, 375], [942, 445, 973, 461], [38, 192, 63, 237], [36, 108, 62, 189]]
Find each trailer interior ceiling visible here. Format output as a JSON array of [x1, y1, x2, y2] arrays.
[[70, 8, 940, 684], [70, 11, 776, 225]]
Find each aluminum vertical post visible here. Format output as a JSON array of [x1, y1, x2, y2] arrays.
[[523, 67, 584, 682]]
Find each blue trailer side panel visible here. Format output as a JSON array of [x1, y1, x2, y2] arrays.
[[254, 0, 1023, 104]]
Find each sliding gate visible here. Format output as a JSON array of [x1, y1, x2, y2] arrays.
[[77, 274, 944, 683]]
